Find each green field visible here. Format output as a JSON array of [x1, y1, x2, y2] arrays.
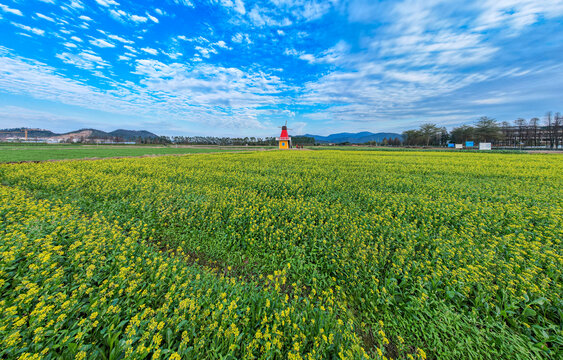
[[0, 144, 263, 162], [1, 151, 561, 359]]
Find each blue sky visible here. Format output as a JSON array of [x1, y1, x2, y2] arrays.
[[0, 0, 562, 137]]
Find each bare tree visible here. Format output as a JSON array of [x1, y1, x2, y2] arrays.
[[514, 118, 526, 145], [546, 112, 553, 148], [554, 112, 562, 149], [529, 118, 539, 146]]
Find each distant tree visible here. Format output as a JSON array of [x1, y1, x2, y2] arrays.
[[554, 112, 562, 149], [440, 128, 449, 146], [420, 123, 442, 146], [529, 117, 540, 146], [450, 125, 475, 144], [546, 112, 553, 148], [475, 116, 501, 143], [500, 121, 513, 146], [292, 136, 315, 146], [402, 129, 423, 146], [515, 118, 526, 145]]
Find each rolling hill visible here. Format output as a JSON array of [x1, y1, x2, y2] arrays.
[[0, 128, 159, 141]]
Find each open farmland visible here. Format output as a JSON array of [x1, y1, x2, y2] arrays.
[[0, 151, 561, 359], [0, 144, 258, 163]]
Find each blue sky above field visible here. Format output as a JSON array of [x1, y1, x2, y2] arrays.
[[0, 0, 562, 137]]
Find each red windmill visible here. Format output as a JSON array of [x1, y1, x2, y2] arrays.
[[276, 120, 292, 149]]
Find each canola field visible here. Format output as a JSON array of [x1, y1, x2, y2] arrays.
[[0, 150, 561, 360], [0, 144, 249, 163]]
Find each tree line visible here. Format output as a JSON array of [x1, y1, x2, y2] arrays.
[[401, 112, 562, 148], [159, 135, 316, 146]]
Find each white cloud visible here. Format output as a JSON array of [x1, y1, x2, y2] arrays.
[[2, 0, 561, 134], [300, 0, 332, 21], [385, 70, 443, 84], [183, 36, 209, 43], [108, 34, 134, 44], [56, 50, 110, 70], [233, 0, 246, 14], [124, 45, 137, 53], [192, 40, 231, 59], [36, 13, 55, 22], [0, 47, 289, 131], [95, 0, 119, 7], [214, 40, 229, 49], [11, 22, 45, 36], [71, 36, 83, 42], [146, 12, 159, 23], [195, 46, 216, 58], [105, 8, 152, 24], [248, 6, 292, 27], [131, 59, 291, 128], [245, 0, 333, 25], [472, 97, 511, 105], [163, 51, 183, 59], [285, 41, 349, 64], [290, 121, 307, 134], [130, 15, 148, 23], [69, 1, 84, 10], [90, 38, 116, 48], [173, 0, 194, 7], [231, 33, 251, 44], [475, 0, 563, 33], [141, 47, 158, 55], [108, 9, 126, 21], [215, 0, 246, 15], [0, 4, 23, 16]]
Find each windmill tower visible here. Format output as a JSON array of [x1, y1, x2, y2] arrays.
[[276, 121, 292, 149]]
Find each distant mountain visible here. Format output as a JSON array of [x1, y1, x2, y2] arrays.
[[61, 128, 109, 139], [0, 128, 57, 138], [302, 132, 403, 144], [109, 129, 159, 140], [0, 127, 159, 141]]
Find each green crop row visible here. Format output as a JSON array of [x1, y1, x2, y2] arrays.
[[1, 150, 561, 359]]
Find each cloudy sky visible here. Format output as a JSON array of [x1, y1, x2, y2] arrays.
[[0, 0, 562, 136]]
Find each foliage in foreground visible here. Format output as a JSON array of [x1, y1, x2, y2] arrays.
[[0, 186, 368, 359], [1, 150, 562, 359]]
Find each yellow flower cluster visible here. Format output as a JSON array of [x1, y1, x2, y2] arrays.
[[0, 185, 365, 359], [1, 150, 561, 359]]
